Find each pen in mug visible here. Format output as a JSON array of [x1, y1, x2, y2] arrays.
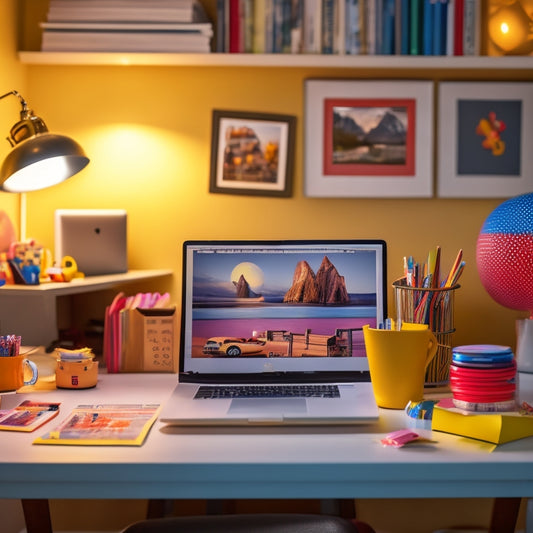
[[0, 335, 21, 356]]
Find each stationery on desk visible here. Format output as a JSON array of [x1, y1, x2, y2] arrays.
[[0, 401, 60, 432], [103, 290, 176, 374], [33, 403, 160, 446], [398, 247, 465, 329], [402, 247, 465, 290], [432, 398, 533, 445]]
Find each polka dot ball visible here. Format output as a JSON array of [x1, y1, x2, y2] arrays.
[[476, 192, 533, 312]]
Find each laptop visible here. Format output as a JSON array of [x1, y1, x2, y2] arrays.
[[159, 239, 387, 426], [54, 209, 128, 276]]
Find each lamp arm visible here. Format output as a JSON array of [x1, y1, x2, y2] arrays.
[[0, 91, 47, 147], [0, 90, 28, 112]]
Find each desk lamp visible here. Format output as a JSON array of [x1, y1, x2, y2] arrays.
[[0, 90, 89, 239]]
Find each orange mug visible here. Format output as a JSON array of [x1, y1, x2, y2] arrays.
[[0, 354, 38, 392]]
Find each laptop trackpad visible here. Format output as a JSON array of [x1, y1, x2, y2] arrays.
[[228, 398, 308, 415]]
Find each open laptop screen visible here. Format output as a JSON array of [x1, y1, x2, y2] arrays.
[[180, 240, 387, 375]]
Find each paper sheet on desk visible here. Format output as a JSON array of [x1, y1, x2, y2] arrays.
[[0, 401, 60, 432], [33, 403, 160, 446]]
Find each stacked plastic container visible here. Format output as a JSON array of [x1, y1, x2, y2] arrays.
[[450, 344, 517, 412]]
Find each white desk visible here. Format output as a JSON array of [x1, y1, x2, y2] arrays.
[[1, 372, 533, 503], [0, 269, 172, 346]]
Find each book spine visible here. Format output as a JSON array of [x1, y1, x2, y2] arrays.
[[290, 0, 304, 53], [229, 0, 241, 52], [453, 0, 463, 55], [303, 0, 322, 53], [280, 0, 292, 52], [321, 0, 335, 53], [345, 0, 361, 54], [423, 0, 434, 55], [462, 0, 478, 55], [394, 0, 402, 54], [433, 0, 448, 55], [242, 0, 254, 52], [400, 0, 410, 54], [381, 0, 395, 55], [216, 0, 227, 52], [253, 0, 266, 52], [334, 0, 346, 54], [410, 0, 423, 55], [365, 0, 376, 55], [271, 0, 283, 53], [264, 0, 274, 52], [445, 0, 454, 55], [374, 0, 383, 54], [358, 0, 367, 54]]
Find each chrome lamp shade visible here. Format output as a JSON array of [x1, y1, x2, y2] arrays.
[[0, 90, 89, 193]]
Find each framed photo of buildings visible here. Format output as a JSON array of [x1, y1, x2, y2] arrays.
[[304, 80, 433, 198], [437, 82, 533, 198], [209, 109, 296, 197]]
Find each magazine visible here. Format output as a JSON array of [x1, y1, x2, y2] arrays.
[[0, 401, 61, 432], [34, 403, 160, 445]]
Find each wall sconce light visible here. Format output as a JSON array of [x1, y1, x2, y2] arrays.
[[488, 1, 533, 55], [0, 90, 89, 240]]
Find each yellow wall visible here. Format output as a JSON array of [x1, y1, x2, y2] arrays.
[[7, 3, 533, 351], [0, 0, 26, 227], [16, 62, 532, 351], [2, 4, 532, 532]]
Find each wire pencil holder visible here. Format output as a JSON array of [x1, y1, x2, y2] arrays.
[[393, 278, 460, 386]]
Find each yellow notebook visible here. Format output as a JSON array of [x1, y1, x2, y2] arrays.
[[34, 404, 160, 446], [431, 400, 533, 445]]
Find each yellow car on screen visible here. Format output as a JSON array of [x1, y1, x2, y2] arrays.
[[203, 337, 265, 357]]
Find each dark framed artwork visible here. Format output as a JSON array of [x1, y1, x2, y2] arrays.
[[209, 110, 296, 197], [304, 80, 433, 198], [437, 82, 533, 198]]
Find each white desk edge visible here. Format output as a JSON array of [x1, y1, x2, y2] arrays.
[[1, 372, 533, 501]]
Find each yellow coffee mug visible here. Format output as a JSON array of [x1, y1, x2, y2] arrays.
[[363, 324, 438, 409], [0, 354, 38, 392]]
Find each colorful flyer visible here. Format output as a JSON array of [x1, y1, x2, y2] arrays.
[[34, 404, 160, 446], [0, 401, 60, 432]]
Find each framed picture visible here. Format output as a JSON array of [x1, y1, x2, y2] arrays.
[[304, 80, 433, 198], [437, 82, 533, 198], [209, 109, 296, 197]]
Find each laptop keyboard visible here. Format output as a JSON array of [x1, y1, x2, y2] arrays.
[[194, 384, 340, 399]]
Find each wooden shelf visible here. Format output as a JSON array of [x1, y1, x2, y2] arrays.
[[18, 51, 533, 69], [0, 269, 172, 296]]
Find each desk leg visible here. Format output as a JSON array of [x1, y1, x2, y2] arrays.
[[21, 499, 53, 533], [320, 499, 356, 519], [489, 497, 521, 533], [146, 499, 175, 519]]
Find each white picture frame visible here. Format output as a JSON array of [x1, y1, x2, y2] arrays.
[[304, 79, 434, 198], [437, 82, 533, 198]]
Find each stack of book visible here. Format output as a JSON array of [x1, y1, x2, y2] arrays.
[[216, 0, 482, 56], [41, 0, 213, 53]]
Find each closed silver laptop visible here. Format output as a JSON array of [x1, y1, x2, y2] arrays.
[[54, 209, 128, 276]]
